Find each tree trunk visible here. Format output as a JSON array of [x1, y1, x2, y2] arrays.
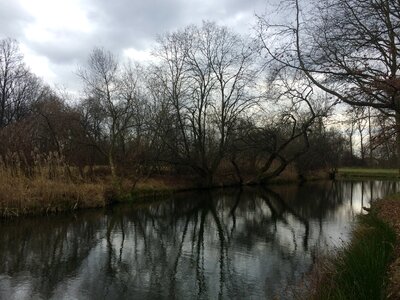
[[349, 123, 354, 161], [396, 110, 400, 172], [205, 172, 213, 188], [358, 123, 365, 162], [109, 148, 117, 180], [230, 158, 243, 185], [368, 107, 373, 165]]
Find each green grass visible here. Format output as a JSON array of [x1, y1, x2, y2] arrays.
[[337, 167, 400, 179], [316, 213, 396, 300]]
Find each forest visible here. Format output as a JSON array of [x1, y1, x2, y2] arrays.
[[0, 0, 399, 215]]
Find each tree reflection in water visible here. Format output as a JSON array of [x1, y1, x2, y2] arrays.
[[0, 180, 399, 299]]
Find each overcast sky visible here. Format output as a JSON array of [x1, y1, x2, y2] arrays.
[[0, 0, 272, 92]]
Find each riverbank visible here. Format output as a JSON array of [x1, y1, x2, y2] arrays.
[[0, 175, 106, 217], [0, 167, 329, 217], [375, 194, 400, 299], [307, 193, 400, 299], [337, 167, 400, 180], [0, 173, 182, 217], [3, 166, 400, 218]]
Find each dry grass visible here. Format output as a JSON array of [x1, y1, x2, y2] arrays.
[[0, 151, 105, 217], [135, 175, 197, 190]]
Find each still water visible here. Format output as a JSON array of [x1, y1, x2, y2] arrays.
[[0, 180, 399, 300]]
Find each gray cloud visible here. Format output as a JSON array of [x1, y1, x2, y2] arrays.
[[82, 0, 267, 52], [0, 0, 268, 91], [0, 1, 32, 39], [28, 32, 93, 65]]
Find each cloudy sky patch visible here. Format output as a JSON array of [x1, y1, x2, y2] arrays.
[[0, 0, 269, 91]]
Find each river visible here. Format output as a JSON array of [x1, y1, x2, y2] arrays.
[[0, 180, 398, 299]]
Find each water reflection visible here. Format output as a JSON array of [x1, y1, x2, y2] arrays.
[[0, 180, 398, 299]]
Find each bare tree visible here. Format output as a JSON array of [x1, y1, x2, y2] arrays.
[[0, 38, 43, 127], [257, 0, 400, 165], [78, 48, 144, 180], [151, 22, 258, 185], [368, 110, 397, 166], [235, 68, 332, 183]]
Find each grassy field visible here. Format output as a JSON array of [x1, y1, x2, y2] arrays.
[[337, 168, 400, 179]]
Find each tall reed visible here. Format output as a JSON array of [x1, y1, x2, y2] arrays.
[[0, 150, 105, 217]]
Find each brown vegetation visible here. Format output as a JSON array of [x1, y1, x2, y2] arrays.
[[374, 196, 400, 300], [0, 148, 316, 217], [0, 151, 105, 217]]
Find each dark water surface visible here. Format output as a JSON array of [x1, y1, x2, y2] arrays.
[[0, 180, 399, 300]]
